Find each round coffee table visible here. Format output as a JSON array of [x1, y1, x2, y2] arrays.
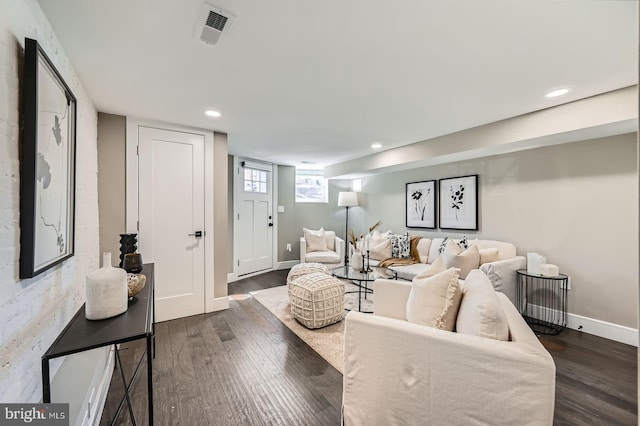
[[332, 265, 397, 313]]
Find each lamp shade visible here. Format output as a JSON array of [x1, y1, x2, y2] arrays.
[[338, 191, 358, 207]]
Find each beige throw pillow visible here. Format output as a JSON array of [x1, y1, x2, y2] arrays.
[[456, 270, 509, 341], [406, 268, 462, 331], [443, 239, 462, 255], [478, 247, 499, 265], [414, 256, 446, 279], [304, 228, 327, 253], [369, 229, 391, 246], [369, 239, 392, 260], [443, 244, 480, 279]]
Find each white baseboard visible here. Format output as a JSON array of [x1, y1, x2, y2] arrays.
[[207, 296, 229, 312], [92, 347, 115, 426], [228, 261, 298, 284], [566, 313, 638, 347], [275, 260, 298, 270], [525, 303, 638, 347]]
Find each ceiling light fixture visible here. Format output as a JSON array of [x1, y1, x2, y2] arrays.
[[371, 143, 382, 149], [205, 110, 221, 117], [545, 88, 569, 98]]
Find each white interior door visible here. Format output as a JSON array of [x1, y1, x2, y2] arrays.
[[138, 126, 205, 322], [235, 160, 273, 276]]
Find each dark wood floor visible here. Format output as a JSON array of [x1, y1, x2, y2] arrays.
[[100, 269, 637, 425]]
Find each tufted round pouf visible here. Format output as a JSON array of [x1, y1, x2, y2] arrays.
[[289, 272, 345, 329], [287, 263, 329, 295]]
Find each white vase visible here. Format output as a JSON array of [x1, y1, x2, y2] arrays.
[[527, 253, 546, 275], [351, 251, 364, 271], [85, 252, 128, 320]]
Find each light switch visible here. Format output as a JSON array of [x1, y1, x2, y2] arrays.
[[277, 205, 285, 213]]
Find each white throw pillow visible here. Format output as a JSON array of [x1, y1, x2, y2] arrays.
[[443, 244, 480, 279], [324, 230, 336, 251], [456, 270, 509, 341], [304, 228, 327, 253], [368, 229, 392, 260], [406, 268, 462, 331], [414, 256, 446, 279], [370, 229, 391, 246]]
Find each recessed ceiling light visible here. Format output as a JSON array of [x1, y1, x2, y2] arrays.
[[545, 88, 569, 98], [204, 110, 221, 117], [371, 143, 382, 149]]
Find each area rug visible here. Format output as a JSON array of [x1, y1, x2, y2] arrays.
[[250, 282, 374, 374]]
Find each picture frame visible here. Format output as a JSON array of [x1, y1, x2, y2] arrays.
[[439, 175, 478, 231], [20, 38, 77, 278], [406, 180, 436, 229]]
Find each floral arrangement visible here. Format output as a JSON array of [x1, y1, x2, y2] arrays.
[[349, 229, 361, 251], [350, 221, 382, 252]]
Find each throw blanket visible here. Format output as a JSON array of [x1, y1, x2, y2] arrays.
[[378, 236, 422, 268]]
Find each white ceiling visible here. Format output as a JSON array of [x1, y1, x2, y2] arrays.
[[38, 0, 638, 168]]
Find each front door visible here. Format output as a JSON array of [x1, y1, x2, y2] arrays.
[[235, 159, 273, 276], [138, 126, 205, 322]]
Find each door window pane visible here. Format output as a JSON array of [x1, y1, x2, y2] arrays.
[[243, 167, 269, 194]]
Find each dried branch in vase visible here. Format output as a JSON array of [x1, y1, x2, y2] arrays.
[[368, 220, 382, 233], [349, 229, 359, 250]]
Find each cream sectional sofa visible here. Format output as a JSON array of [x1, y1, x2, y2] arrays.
[[369, 237, 526, 304], [342, 273, 556, 425]]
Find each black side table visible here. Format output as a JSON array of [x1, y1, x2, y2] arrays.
[[516, 269, 568, 335], [42, 264, 155, 425]]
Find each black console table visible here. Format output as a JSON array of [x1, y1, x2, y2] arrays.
[[42, 264, 155, 425]]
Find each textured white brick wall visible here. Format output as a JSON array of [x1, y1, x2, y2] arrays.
[[0, 0, 99, 402]]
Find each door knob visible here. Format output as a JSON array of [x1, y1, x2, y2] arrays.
[[188, 231, 203, 238]]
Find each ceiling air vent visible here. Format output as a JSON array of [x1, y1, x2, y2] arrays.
[[194, 4, 234, 45]]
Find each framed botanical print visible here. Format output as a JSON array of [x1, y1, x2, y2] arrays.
[[439, 175, 478, 231], [406, 180, 436, 229], [20, 38, 77, 278]]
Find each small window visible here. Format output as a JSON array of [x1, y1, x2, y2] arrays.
[[244, 167, 268, 193], [295, 169, 327, 203]]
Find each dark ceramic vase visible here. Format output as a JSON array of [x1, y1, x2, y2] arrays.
[[119, 233, 138, 267], [122, 253, 143, 274]]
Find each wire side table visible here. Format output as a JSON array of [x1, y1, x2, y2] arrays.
[[516, 269, 568, 335]]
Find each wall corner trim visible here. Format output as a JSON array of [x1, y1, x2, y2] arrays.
[[207, 296, 229, 313]]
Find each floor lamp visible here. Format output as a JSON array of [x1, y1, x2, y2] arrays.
[[338, 191, 358, 266]]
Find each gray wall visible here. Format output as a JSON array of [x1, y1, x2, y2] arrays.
[[227, 160, 350, 266], [213, 133, 229, 298], [97, 113, 126, 264], [349, 133, 638, 328], [276, 165, 349, 261], [96, 116, 229, 299]]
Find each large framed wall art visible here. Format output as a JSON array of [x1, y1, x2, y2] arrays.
[[20, 38, 77, 278], [439, 175, 478, 231], [406, 180, 436, 229]]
